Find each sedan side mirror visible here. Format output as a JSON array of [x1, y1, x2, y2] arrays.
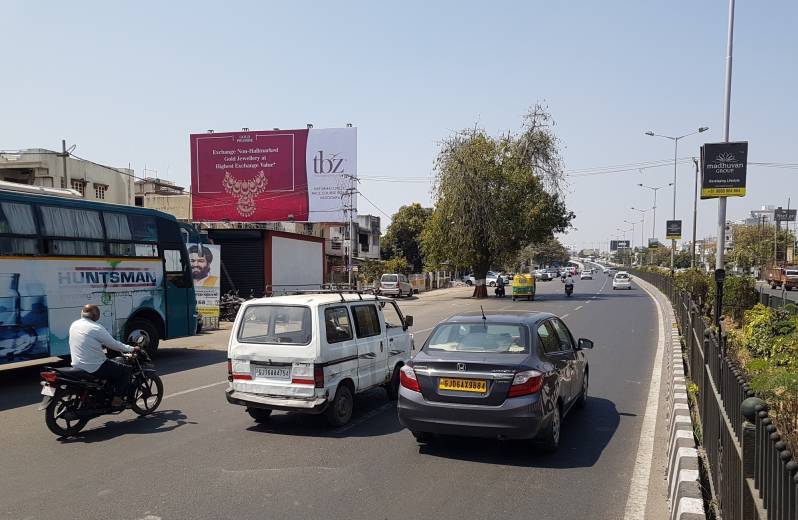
[[404, 315, 414, 328], [577, 338, 594, 350]]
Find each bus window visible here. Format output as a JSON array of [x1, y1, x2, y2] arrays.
[[39, 206, 104, 239], [165, 249, 191, 288], [0, 202, 39, 255], [104, 212, 133, 240]]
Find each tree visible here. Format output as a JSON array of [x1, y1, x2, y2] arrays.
[[381, 203, 433, 272], [422, 105, 574, 297], [383, 257, 411, 275], [731, 223, 796, 271], [519, 238, 570, 269]]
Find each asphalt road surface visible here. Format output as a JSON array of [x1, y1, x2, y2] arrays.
[[0, 275, 666, 520], [757, 281, 798, 303]]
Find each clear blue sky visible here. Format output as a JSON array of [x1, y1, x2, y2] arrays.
[[3, 1, 796, 251]]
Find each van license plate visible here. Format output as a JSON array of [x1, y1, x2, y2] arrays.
[[438, 378, 487, 393], [254, 367, 291, 380], [41, 385, 55, 396]]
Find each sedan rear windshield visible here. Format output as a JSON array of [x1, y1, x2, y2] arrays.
[[426, 323, 528, 354], [237, 305, 312, 345], [615, 274, 629, 279], [786, 270, 798, 276], [381, 274, 398, 282]]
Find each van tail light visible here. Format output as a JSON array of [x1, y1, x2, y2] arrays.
[[508, 370, 543, 397], [227, 359, 233, 381], [313, 364, 324, 388], [399, 365, 420, 392], [232, 374, 252, 381], [41, 371, 58, 383]]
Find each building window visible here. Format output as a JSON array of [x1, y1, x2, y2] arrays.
[[95, 184, 108, 200], [71, 180, 85, 197]]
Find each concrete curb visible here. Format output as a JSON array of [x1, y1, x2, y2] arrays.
[[636, 277, 706, 520]]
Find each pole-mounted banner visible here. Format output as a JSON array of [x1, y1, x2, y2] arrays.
[[700, 141, 748, 199], [665, 220, 682, 240], [774, 208, 797, 222]]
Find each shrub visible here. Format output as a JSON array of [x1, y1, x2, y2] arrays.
[[721, 275, 759, 324], [675, 269, 712, 314]]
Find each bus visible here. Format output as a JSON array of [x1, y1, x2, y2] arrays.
[[0, 182, 197, 367]]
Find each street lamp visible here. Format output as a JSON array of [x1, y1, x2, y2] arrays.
[[625, 219, 643, 265], [645, 126, 709, 273], [630, 207, 651, 250]]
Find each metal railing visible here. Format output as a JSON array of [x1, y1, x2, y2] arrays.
[[632, 269, 797, 520]]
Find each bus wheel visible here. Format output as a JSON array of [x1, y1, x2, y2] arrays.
[[126, 318, 160, 356]]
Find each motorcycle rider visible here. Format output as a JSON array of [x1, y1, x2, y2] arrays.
[[68, 304, 140, 408], [495, 275, 505, 297], [564, 273, 575, 294]]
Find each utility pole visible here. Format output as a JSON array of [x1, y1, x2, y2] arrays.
[[715, 0, 736, 327], [341, 174, 358, 288], [60, 139, 69, 189], [691, 158, 699, 268]]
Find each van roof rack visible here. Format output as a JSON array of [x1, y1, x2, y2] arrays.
[[265, 286, 378, 302]]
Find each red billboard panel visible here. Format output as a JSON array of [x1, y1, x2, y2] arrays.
[[190, 128, 356, 222]]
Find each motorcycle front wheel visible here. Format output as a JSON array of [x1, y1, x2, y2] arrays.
[[45, 390, 88, 437], [131, 372, 164, 416]]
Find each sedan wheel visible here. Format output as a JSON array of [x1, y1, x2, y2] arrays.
[[538, 404, 561, 453], [576, 371, 589, 409]]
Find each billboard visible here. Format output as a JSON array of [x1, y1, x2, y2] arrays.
[[190, 128, 357, 222], [648, 238, 660, 248], [666, 220, 682, 240], [610, 240, 630, 251], [774, 208, 797, 222], [700, 141, 748, 199], [188, 244, 221, 330]]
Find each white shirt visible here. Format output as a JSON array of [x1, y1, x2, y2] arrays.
[[565, 276, 575, 285], [69, 317, 134, 373]]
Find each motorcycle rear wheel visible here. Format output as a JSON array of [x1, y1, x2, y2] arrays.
[[45, 390, 88, 437], [131, 373, 164, 416]]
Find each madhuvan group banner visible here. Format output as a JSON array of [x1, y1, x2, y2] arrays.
[[190, 127, 357, 223]]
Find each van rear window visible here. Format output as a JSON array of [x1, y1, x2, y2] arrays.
[[238, 305, 312, 345]]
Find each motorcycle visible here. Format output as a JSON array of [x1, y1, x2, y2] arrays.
[[220, 290, 246, 321], [565, 283, 574, 297], [494, 284, 506, 298], [39, 347, 163, 437]]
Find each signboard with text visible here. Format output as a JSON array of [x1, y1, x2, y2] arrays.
[[648, 238, 659, 248], [610, 240, 630, 251], [189, 244, 221, 330], [774, 208, 797, 222], [700, 141, 748, 199], [190, 127, 357, 222], [666, 220, 682, 240]]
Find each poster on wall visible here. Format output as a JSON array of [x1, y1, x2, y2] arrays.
[[190, 127, 357, 223], [188, 244, 221, 330]]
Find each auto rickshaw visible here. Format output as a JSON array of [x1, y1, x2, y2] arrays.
[[511, 274, 536, 301]]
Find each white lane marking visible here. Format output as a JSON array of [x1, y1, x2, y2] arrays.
[[574, 305, 583, 311], [622, 278, 665, 519], [163, 381, 227, 400], [584, 300, 591, 304], [561, 313, 570, 318]]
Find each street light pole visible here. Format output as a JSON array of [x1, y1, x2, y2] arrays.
[[645, 126, 709, 274], [692, 158, 700, 268]]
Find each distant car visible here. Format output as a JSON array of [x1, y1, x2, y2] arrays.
[[607, 268, 617, 277], [465, 271, 501, 287], [397, 311, 594, 452], [612, 271, 632, 290], [537, 270, 552, 281], [379, 273, 414, 297], [579, 271, 593, 280]]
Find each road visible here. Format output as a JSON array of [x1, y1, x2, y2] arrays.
[[757, 281, 798, 303], [0, 275, 666, 520]]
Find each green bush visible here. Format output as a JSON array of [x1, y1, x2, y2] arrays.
[[734, 304, 798, 368], [675, 269, 712, 314], [721, 275, 759, 324]]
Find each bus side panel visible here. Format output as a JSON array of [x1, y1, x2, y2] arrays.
[[0, 257, 164, 365]]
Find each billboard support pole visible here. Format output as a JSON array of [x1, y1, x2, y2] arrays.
[[715, 0, 735, 328], [692, 158, 699, 269]]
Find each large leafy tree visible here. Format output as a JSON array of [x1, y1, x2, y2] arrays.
[[730, 223, 795, 271], [381, 203, 433, 272], [422, 105, 574, 297], [518, 238, 570, 269]]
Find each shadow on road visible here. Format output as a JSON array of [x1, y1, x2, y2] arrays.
[[57, 409, 194, 443], [0, 348, 227, 412], [246, 388, 403, 439], [416, 396, 626, 468]]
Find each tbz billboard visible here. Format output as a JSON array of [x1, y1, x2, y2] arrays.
[[190, 127, 356, 222]]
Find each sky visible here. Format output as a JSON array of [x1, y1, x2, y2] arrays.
[[3, 1, 797, 251]]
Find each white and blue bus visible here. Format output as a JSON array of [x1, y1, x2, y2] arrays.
[[0, 183, 197, 367]]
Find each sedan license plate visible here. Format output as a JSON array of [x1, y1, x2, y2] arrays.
[[41, 385, 55, 396], [254, 366, 291, 380], [438, 378, 487, 393]]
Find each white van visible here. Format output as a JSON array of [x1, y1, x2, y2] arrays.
[[225, 293, 414, 426]]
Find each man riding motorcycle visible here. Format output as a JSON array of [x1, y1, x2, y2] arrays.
[[564, 274, 575, 296], [69, 304, 140, 408], [495, 275, 506, 297]]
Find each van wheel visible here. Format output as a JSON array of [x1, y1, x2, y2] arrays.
[[386, 365, 401, 401], [397, 289, 403, 298], [325, 385, 354, 427], [247, 408, 272, 423], [412, 431, 434, 443]]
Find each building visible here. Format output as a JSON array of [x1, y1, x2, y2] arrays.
[[356, 214, 381, 260], [0, 148, 133, 205], [134, 177, 191, 219], [743, 205, 777, 226]]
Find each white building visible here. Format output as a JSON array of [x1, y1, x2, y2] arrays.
[[0, 149, 133, 205], [134, 177, 190, 219]]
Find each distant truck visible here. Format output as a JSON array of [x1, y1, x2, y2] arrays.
[[766, 266, 798, 291]]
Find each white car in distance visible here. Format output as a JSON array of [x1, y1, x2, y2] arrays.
[[612, 271, 632, 290]]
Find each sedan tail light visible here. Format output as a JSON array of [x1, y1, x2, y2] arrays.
[[508, 370, 543, 397], [399, 365, 420, 392]]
